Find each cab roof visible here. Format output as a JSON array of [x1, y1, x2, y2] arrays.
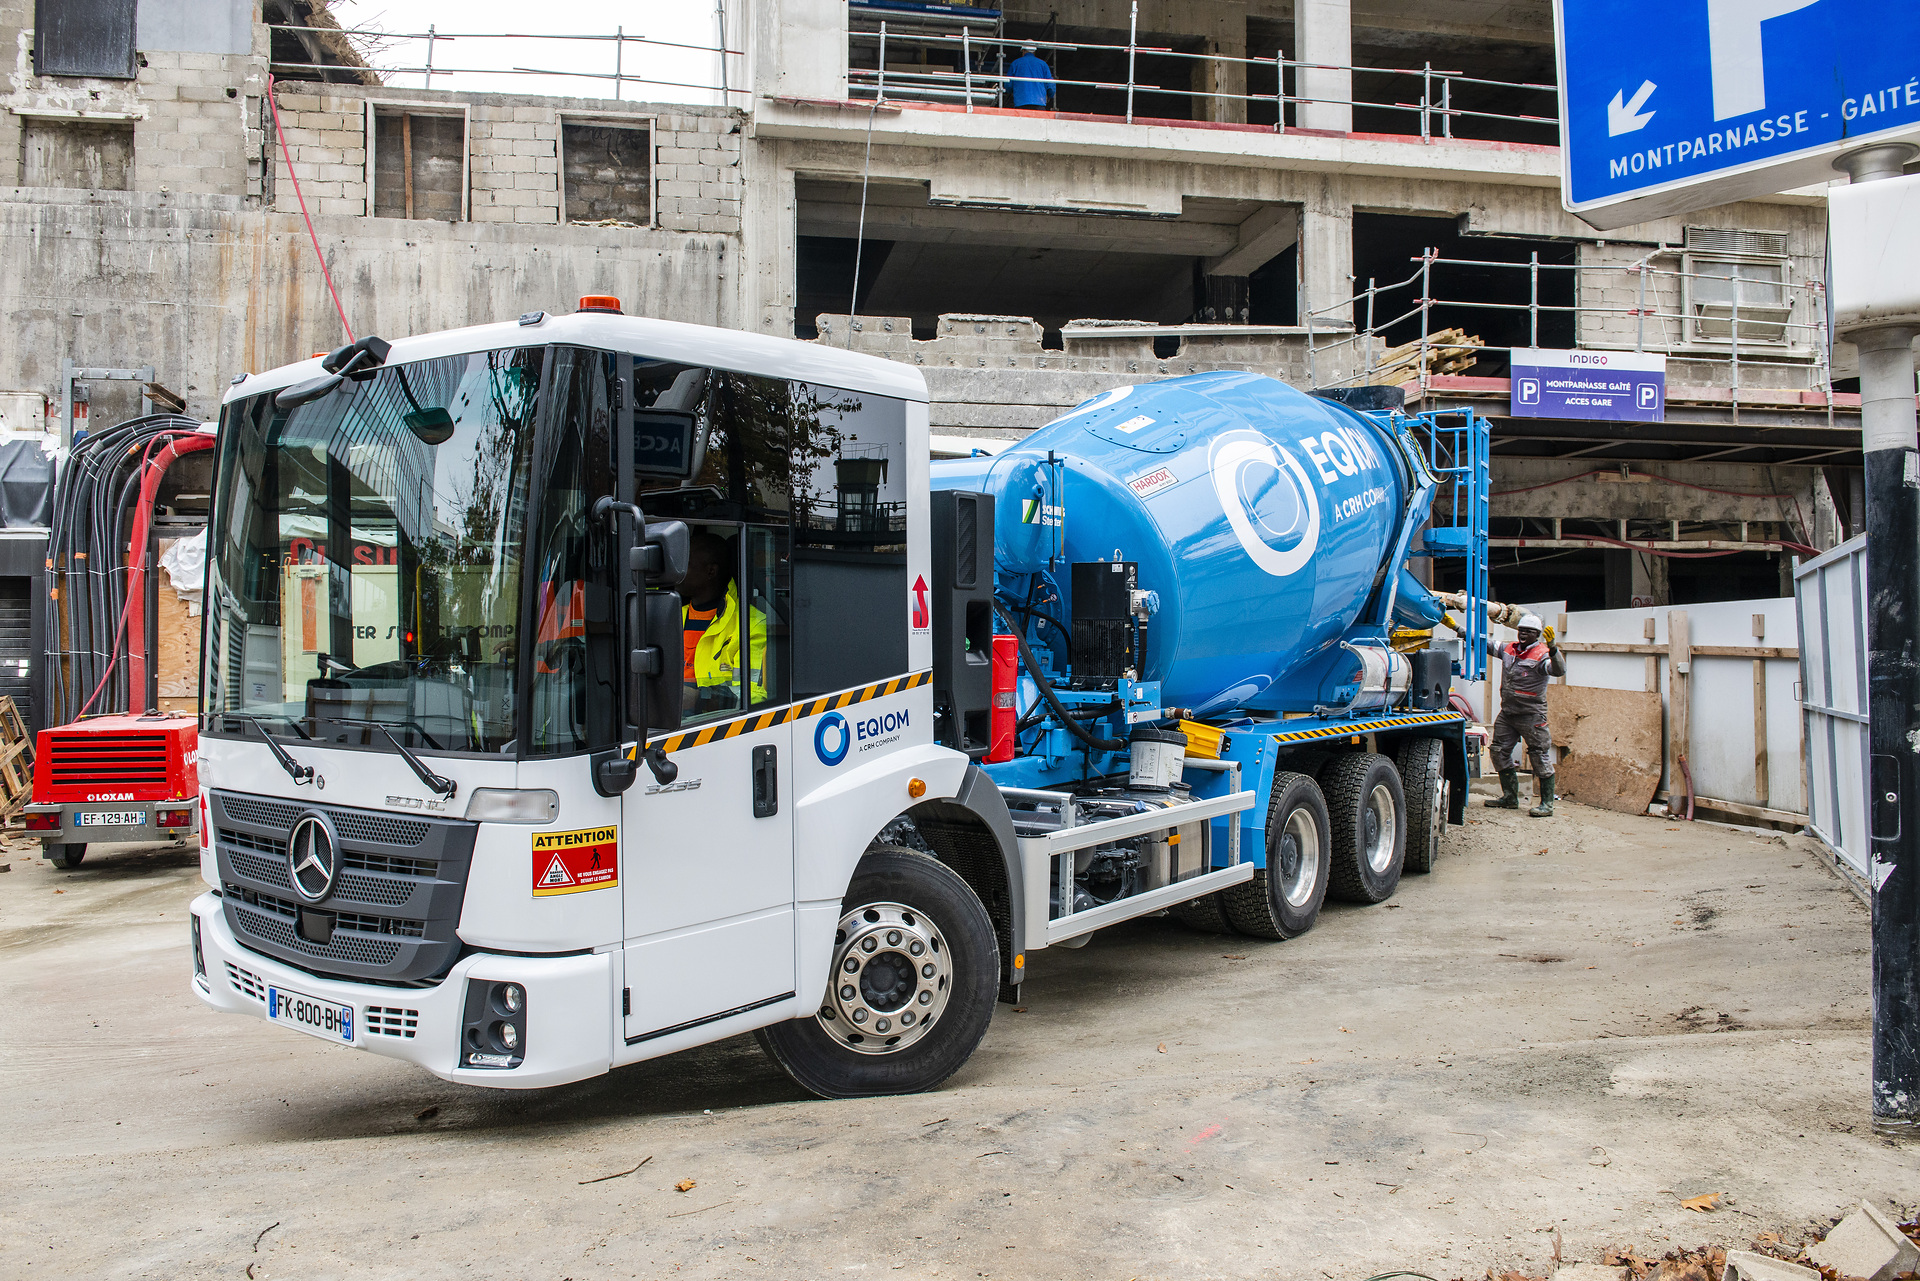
[[224, 310, 930, 406]]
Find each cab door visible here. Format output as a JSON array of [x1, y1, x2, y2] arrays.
[[619, 366, 798, 1043], [620, 710, 794, 1042]]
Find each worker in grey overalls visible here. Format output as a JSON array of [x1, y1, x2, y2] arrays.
[[1485, 612, 1565, 817]]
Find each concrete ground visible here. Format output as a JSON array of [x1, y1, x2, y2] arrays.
[[0, 798, 1910, 1281]]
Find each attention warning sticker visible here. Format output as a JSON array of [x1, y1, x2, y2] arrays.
[[530, 825, 619, 896]]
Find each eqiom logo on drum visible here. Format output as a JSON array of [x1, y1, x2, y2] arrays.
[[1208, 430, 1321, 578]]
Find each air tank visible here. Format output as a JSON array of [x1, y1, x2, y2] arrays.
[[930, 371, 1435, 715]]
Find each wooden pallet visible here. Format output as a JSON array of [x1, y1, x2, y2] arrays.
[[0, 696, 32, 820]]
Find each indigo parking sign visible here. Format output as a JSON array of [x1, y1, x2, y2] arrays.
[[1509, 348, 1667, 422]]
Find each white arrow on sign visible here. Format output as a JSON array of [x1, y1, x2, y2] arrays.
[[1608, 80, 1658, 136]]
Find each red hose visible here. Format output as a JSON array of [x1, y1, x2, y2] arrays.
[[115, 433, 217, 711]]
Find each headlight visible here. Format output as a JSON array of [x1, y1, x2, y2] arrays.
[[463, 789, 560, 823], [502, 983, 524, 1014], [498, 1021, 519, 1052]]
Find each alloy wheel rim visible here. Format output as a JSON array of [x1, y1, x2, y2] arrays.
[[816, 901, 952, 1056]]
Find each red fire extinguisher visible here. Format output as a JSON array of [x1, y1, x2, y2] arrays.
[[987, 633, 1018, 763]]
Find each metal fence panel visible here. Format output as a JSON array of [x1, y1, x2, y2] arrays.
[[1795, 536, 1869, 876]]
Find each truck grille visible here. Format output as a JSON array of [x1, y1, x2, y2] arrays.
[[45, 732, 169, 788], [212, 790, 477, 984]]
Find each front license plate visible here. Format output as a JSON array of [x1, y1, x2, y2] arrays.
[[267, 986, 354, 1044], [76, 811, 144, 827]]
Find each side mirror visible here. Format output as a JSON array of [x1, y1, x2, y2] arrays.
[[633, 519, 690, 588], [403, 406, 456, 445], [627, 591, 685, 735]]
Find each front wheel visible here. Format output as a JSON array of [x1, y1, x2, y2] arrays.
[[47, 843, 86, 869], [1221, 771, 1332, 939], [755, 846, 998, 1099]]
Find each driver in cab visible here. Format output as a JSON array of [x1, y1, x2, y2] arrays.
[[681, 531, 767, 714]]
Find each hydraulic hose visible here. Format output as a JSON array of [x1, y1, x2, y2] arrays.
[[991, 600, 1127, 755]]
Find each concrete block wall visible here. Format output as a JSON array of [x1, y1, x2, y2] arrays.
[[0, 0, 265, 200], [469, 104, 562, 226], [267, 90, 369, 217], [267, 86, 743, 232], [651, 111, 744, 235]]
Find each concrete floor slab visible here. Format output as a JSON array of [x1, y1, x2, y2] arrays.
[[0, 800, 1910, 1280]]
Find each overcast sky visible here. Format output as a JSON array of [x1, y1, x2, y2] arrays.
[[327, 1, 737, 105]]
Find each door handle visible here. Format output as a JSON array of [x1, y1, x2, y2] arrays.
[[752, 744, 778, 818]]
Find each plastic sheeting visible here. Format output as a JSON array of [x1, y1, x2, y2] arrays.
[[159, 527, 205, 615], [0, 436, 54, 528]]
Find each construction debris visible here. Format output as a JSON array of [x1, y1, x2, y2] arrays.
[[1804, 1203, 1919, 1281], [1720, 1250, 1818, 1281]]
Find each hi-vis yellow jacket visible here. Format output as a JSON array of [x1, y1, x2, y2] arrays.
[[686, 580, 768, 703]]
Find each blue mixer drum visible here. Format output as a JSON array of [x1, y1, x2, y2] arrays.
[[932, 372, 1438, 714]]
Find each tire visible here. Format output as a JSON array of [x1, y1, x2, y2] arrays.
[[1396, 738, 1447, 875], [47, 843, 86, 869], [1168, 891, 1236, 934], [755, 845, 998, 1099], [1221, 771, 1333, 940], [1324, 753, 1406, 904]]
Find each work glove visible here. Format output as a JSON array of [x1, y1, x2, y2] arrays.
[[1542, 623, 1556, 647]]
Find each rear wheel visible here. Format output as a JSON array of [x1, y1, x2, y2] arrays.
[[1324, 753, 1406, 903], [46, 843, 86, 869], [1221, 771, 1332, 939], [755, 845, 998, 1099], [1396, 738, 1447, 875]]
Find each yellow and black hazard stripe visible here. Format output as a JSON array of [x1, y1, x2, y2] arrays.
[[1267, 711, 1464, 745], [644, 670, 932, 755]]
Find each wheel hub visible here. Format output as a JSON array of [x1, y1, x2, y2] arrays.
[[817, 901, 952, 1055], [1279, 807, 1321, 908], [1365, 782, 1397, 875]]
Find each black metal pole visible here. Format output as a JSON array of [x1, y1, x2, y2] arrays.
[[1840, 143, 1920, 1137]]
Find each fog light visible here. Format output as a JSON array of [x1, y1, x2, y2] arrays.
[[498, 1021, 519, 1052], [23, 811, 59, 832], [501, 983, 524, 1014]]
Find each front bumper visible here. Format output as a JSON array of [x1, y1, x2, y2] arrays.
[[26, 799, 196, 847], [189, 892, 615, 1089]]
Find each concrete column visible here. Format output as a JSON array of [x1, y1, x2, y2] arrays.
[[1293, 0, 1352, 133], [1298, 183, 1352, 328], [1208, 36, 1247, 125]]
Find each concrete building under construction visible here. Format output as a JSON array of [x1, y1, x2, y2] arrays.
[[0, 0, 1881, 688]]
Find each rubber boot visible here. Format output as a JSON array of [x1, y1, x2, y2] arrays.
[[1485, 769, 1521, 809], [1529, 774, 1556, 817]]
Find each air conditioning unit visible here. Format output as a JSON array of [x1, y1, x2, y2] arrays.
[[1681, 227, 1793, 345]]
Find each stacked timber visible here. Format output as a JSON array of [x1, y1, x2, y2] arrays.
[[1372, 328, 1484, 383]]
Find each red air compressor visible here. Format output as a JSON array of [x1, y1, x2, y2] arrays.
[[27, 418, 212, 870]]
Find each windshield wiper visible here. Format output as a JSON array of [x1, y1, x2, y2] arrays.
[[378, 726, 458, 800], [241, 716, 316, 786]]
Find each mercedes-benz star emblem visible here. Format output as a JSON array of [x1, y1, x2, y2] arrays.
[[288, 811, 340, 903]]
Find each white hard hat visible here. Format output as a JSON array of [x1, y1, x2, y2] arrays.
[[1021, 42, 1037, 52], [1517, 613, 1543, 632]]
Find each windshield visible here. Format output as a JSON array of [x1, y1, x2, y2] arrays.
[[205, 348, 542, 754]]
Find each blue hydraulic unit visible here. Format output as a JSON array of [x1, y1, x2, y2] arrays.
[[930, 372, 1492, 898]]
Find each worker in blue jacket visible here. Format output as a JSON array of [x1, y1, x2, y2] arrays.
[[1006, 43, 1055, 109]]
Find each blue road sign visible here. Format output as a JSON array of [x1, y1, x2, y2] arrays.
[[1509, 348, 1667, 422], [1554, 0, 1920, 228]]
